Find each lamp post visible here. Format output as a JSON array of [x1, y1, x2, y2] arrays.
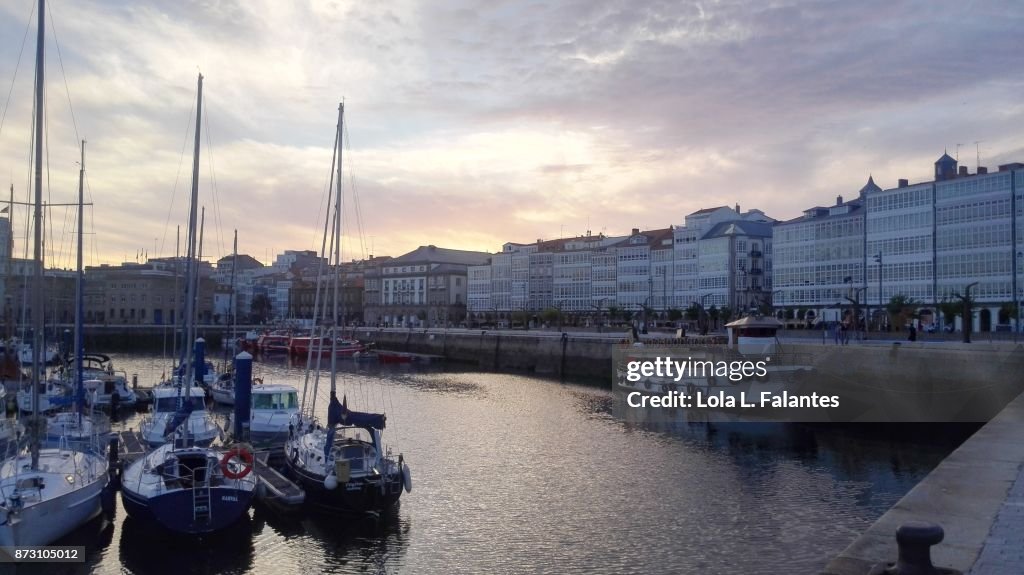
[[590, 298, 607, 333], [700, 293, 713, 333], [873, 252, 883, 330], [772, 289, 784, 321], [736, 267, 748, 316], [1017, 251, 1022, 341]]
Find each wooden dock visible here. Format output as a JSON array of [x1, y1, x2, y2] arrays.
[[254, 451, 305, 512], [115, 430, 149, 464]]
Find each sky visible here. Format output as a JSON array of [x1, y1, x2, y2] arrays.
[[0, 0, 1022, 268]]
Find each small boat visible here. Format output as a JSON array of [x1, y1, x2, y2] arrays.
[[44, 410, 111, 451], [258, 332, 291, 354], [210, 372, 235, 406], [15, 341, 60, 367], [140, 386, 222, 448], [249, 383, 299, 445], [16, 379, 72, 413], [84, 377, 137, 408], [172, 360, 218, 388], [285, 104, 410, 515], [377, 351, 414, 364], [120, 441, 257, 534], [288, 335, 364, 358]]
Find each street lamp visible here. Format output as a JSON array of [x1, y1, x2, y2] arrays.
[[873, 252, 883, 329], [772, 289, 785, 320], [1016, 251, 1022, 340], [590, 298, 607, 333]]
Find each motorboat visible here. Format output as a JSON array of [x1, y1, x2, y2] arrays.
[[140, 385, 221, 448]]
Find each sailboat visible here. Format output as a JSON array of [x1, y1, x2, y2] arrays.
[[120, 74, 256, 534], [45, 141, 111, 451], [0, 0, 108, 546], [284, 104, 410, 514]]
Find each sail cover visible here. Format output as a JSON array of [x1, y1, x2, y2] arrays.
[[327, 391, 386, 430], [163, 396, 194, 436]]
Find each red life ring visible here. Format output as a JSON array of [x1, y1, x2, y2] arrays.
[[221, 447, 254, 480]]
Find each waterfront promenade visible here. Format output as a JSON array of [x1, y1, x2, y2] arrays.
[[822, 389, 1024, 574]]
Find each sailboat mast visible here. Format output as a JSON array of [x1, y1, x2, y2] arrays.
[[329, 103, 343, 390], [29, 0, 46, 470], [75, 141, 85, 423], [181, 74, 203, 390], [230, 229, 237, 347], [172, 225, 179, 368]]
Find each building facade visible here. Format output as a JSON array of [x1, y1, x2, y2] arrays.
[[772, 153, 1024, 332], [363, 245, 490, 327]]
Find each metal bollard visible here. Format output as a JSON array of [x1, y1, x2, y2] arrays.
[[868, 522, 961, 575]]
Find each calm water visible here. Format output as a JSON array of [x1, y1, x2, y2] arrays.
[[8, 353, 973, 575]]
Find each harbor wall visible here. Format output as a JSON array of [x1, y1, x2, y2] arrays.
[[358, 328, 1024, 391], [355, 328, 617, 380]]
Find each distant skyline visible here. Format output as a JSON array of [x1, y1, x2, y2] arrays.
[[0, 0, 1021, 268]]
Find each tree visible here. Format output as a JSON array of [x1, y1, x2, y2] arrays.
[[667, 308, 683, 322], [998, 302, 1017, 325], [720, 306, 734, 325], [607, 305, 620, 325], [541, 307, 561, 326], [887, 294, 917, 330], [708, 305, 720, 329], [250, 294, 272, 324], [937, 298, 961, 328], [685, 304, 701, 322]]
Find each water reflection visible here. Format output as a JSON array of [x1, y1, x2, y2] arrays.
[[252, 507, 409, 575], [118, 513, 255, 575], [16, 353, 978, 574]]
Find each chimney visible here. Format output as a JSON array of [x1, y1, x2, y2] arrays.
[[977, 166, 988, 174], [734, 203, 741, 213], [631, 228, 640, 235], [898, 178, 909, 188], [958, 166, 969, 176], [836, 195, 843, 206]]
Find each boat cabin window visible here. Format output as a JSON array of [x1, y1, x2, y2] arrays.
[[253, 391, 299, 410]]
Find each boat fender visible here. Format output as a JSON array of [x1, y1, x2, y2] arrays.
[[402, 463, 412, 493], [253, 377, 263, 386], [290, 447, 299, 464], [221, 446, 254, 480], [324, 473, 338, 490]]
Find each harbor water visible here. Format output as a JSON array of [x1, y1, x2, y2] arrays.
[[8, 353, 974, 575]]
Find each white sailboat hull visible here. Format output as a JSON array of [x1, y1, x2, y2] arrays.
[[0, 451, 107, 546]]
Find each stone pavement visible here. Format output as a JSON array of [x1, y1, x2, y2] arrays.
[[968, 462, 1024, 574], [822, 389, 1024, 574]]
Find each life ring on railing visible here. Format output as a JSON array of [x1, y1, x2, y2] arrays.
[[252, 377, 263, 386], [221, 447, 254, 480]]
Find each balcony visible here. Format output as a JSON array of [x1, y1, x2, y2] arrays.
[[749, 250, 762, 258], [748, 268, 764, 276]]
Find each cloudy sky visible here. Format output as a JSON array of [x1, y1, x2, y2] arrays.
[[0, 0, 1021, 268]]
